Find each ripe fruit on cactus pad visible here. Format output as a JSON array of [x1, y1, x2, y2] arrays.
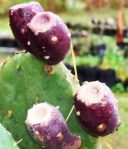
[[74, 81, 120, 137], [9, 2, 44, 51], [28, 11, 71, 65], [26, 102, 81, 149]]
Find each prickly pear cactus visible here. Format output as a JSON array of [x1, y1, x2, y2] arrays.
[[0, 123, 20, 149], [0, 53, 99, 149]]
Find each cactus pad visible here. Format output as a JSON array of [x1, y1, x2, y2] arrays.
[[0, 53, 99, 149]]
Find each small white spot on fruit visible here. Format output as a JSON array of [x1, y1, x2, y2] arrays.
[[56, 132, 63, 140], [109, 111, 112, 114], [44, 56, 50, 60], [32, 9, 35, 13], [35, 32, 39, 36], [101, 100, 107, 107], [21, 28, 25, 34], [11, 10, 13, 16], [68, 32, 71, 37], [50, 35, 58, 44], [42, 47, 45, 49], [76, 111, 80, 116], [27, 41, 30, 45], [35, 131, 39, 135], [97, 123, 106, 132]]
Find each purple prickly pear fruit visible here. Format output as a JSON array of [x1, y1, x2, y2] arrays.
[[27, 11, 71, 65], [74, 81, 120, 137], [26, 102, 81, 149], [9, 2, 44, 51]]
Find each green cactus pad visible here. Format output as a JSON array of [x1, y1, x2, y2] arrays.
[[0, 53, 99, 149], [0, 123, 20, 149]]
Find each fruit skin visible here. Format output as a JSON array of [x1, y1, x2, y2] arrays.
[[74, 81, 120, 137], [28, 11, 71, 65], [26, 102, 81, 149], [0, 53, 99, 149], [9, 2, 44, 51], [0, 123, 20, 149]]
